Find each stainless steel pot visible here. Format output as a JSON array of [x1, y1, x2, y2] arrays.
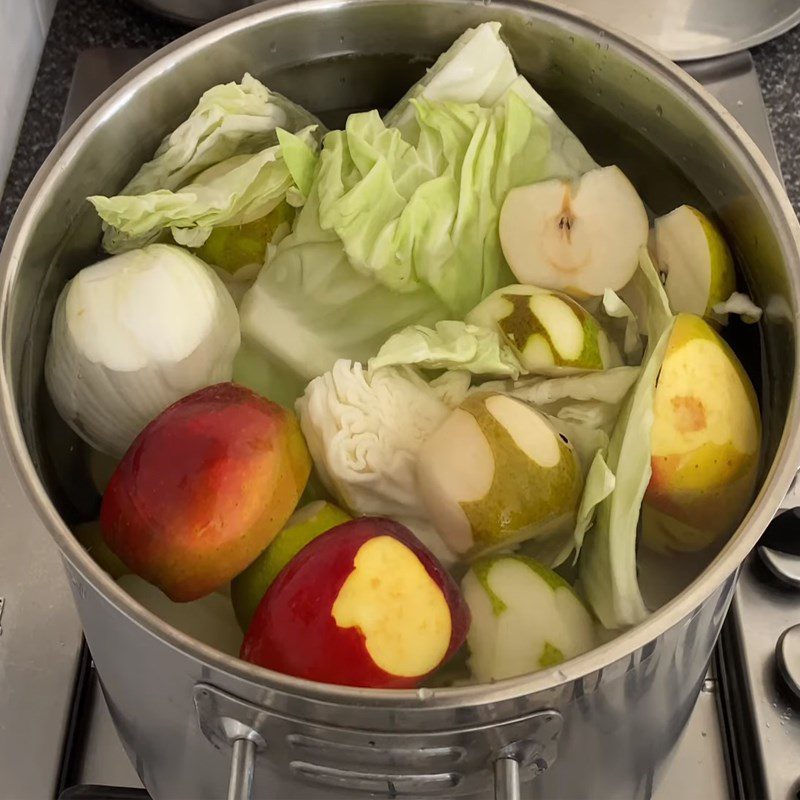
[[2, 1, 800, 798], [129, 0, 254, 26]]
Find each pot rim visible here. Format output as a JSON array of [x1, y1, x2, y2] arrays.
[[2, 0, 800, 711]]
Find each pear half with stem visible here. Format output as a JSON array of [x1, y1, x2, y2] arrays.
[[654, 205, 736, 323], [499, 166, 649, 298], [417, 392, 582, 561], [467, 284, 615, 374]]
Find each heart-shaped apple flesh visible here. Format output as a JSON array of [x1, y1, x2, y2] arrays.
[[467, 284, 613, 373], [643, 314, 760, 551], [500, 165, 648, 297], [231, 501, 351, 630], [654, 205, 736, 322], [100, 382, 311, 602], [417, 392, 582, 560], [240, 518, 469, 688], [462, 555, 596, 682]]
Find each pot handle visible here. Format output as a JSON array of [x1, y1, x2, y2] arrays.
[[223, 744, 525, 800], [227, 737, 258, 800], [223, 746, 526, 800], [196, 684, 560, 799], [494, 756, 521, 800]]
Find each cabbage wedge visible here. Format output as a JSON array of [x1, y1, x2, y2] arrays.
[[579, 249, 676, 629]]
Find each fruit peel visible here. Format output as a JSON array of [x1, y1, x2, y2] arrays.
[[100, 382, 311, 602], [643, 313, 760, 551]]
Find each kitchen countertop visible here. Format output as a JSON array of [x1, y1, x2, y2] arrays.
[[1, 0, 799, 247]]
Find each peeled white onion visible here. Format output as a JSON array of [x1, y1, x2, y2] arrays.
[[45, 243, 240, 457]]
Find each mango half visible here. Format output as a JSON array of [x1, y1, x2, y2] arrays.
[[642, 313, 761, 552]]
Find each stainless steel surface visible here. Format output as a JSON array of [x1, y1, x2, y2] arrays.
[[191, 680, 563, 796], [0, 426, 83, 798], [227, 738, 256, 800], [129, 0, 253, 26], [689, 51, 800, 800], [559, 0, 800, 61], [2, 1, 800, 798], [75, 675, 143, 788], [652, 681, 731, 800], [494, 758, 521, 800], [719, 557, 800, 800], [760, 546, 800, 587], [777, 624, 800, 704]]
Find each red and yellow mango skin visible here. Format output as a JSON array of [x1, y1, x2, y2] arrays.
[[240, 518, 470, 688], [643, 314, 761, 552], [100, 382, 311, 602]]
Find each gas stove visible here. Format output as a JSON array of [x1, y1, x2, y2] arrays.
[[1, 45, 798, 800]]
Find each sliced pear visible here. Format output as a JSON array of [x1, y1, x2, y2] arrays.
[[461, 554, 596, 682], [467, 284, 613, 373], [654, 205, 736, 322], [499, 166, 649, 297], [417, 392, 583, 560]]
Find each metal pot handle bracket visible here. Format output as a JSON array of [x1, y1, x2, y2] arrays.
[[194, 683, 562, 800]]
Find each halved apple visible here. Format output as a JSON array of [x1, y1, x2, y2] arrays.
[[239, 518, 469, 688], [462, 554, 596, 682], [642, 313, 761, 552], [467, 284, 614, 373], [499, 165, 649, 297], [417, 392, 582, 560], [654, 205, 736, 322]]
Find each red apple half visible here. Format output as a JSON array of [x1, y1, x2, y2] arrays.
[[240, 517, 469, 688]]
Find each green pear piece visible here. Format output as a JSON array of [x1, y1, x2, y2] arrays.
[[467, 284, 613, 373], [193, 201, 294, 276], [232, 501, 351, 630], [462, 554, 596, 682], [499, 166, 648, 297], [654, 205, 736, 323], [417, 392, 583, 560]]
